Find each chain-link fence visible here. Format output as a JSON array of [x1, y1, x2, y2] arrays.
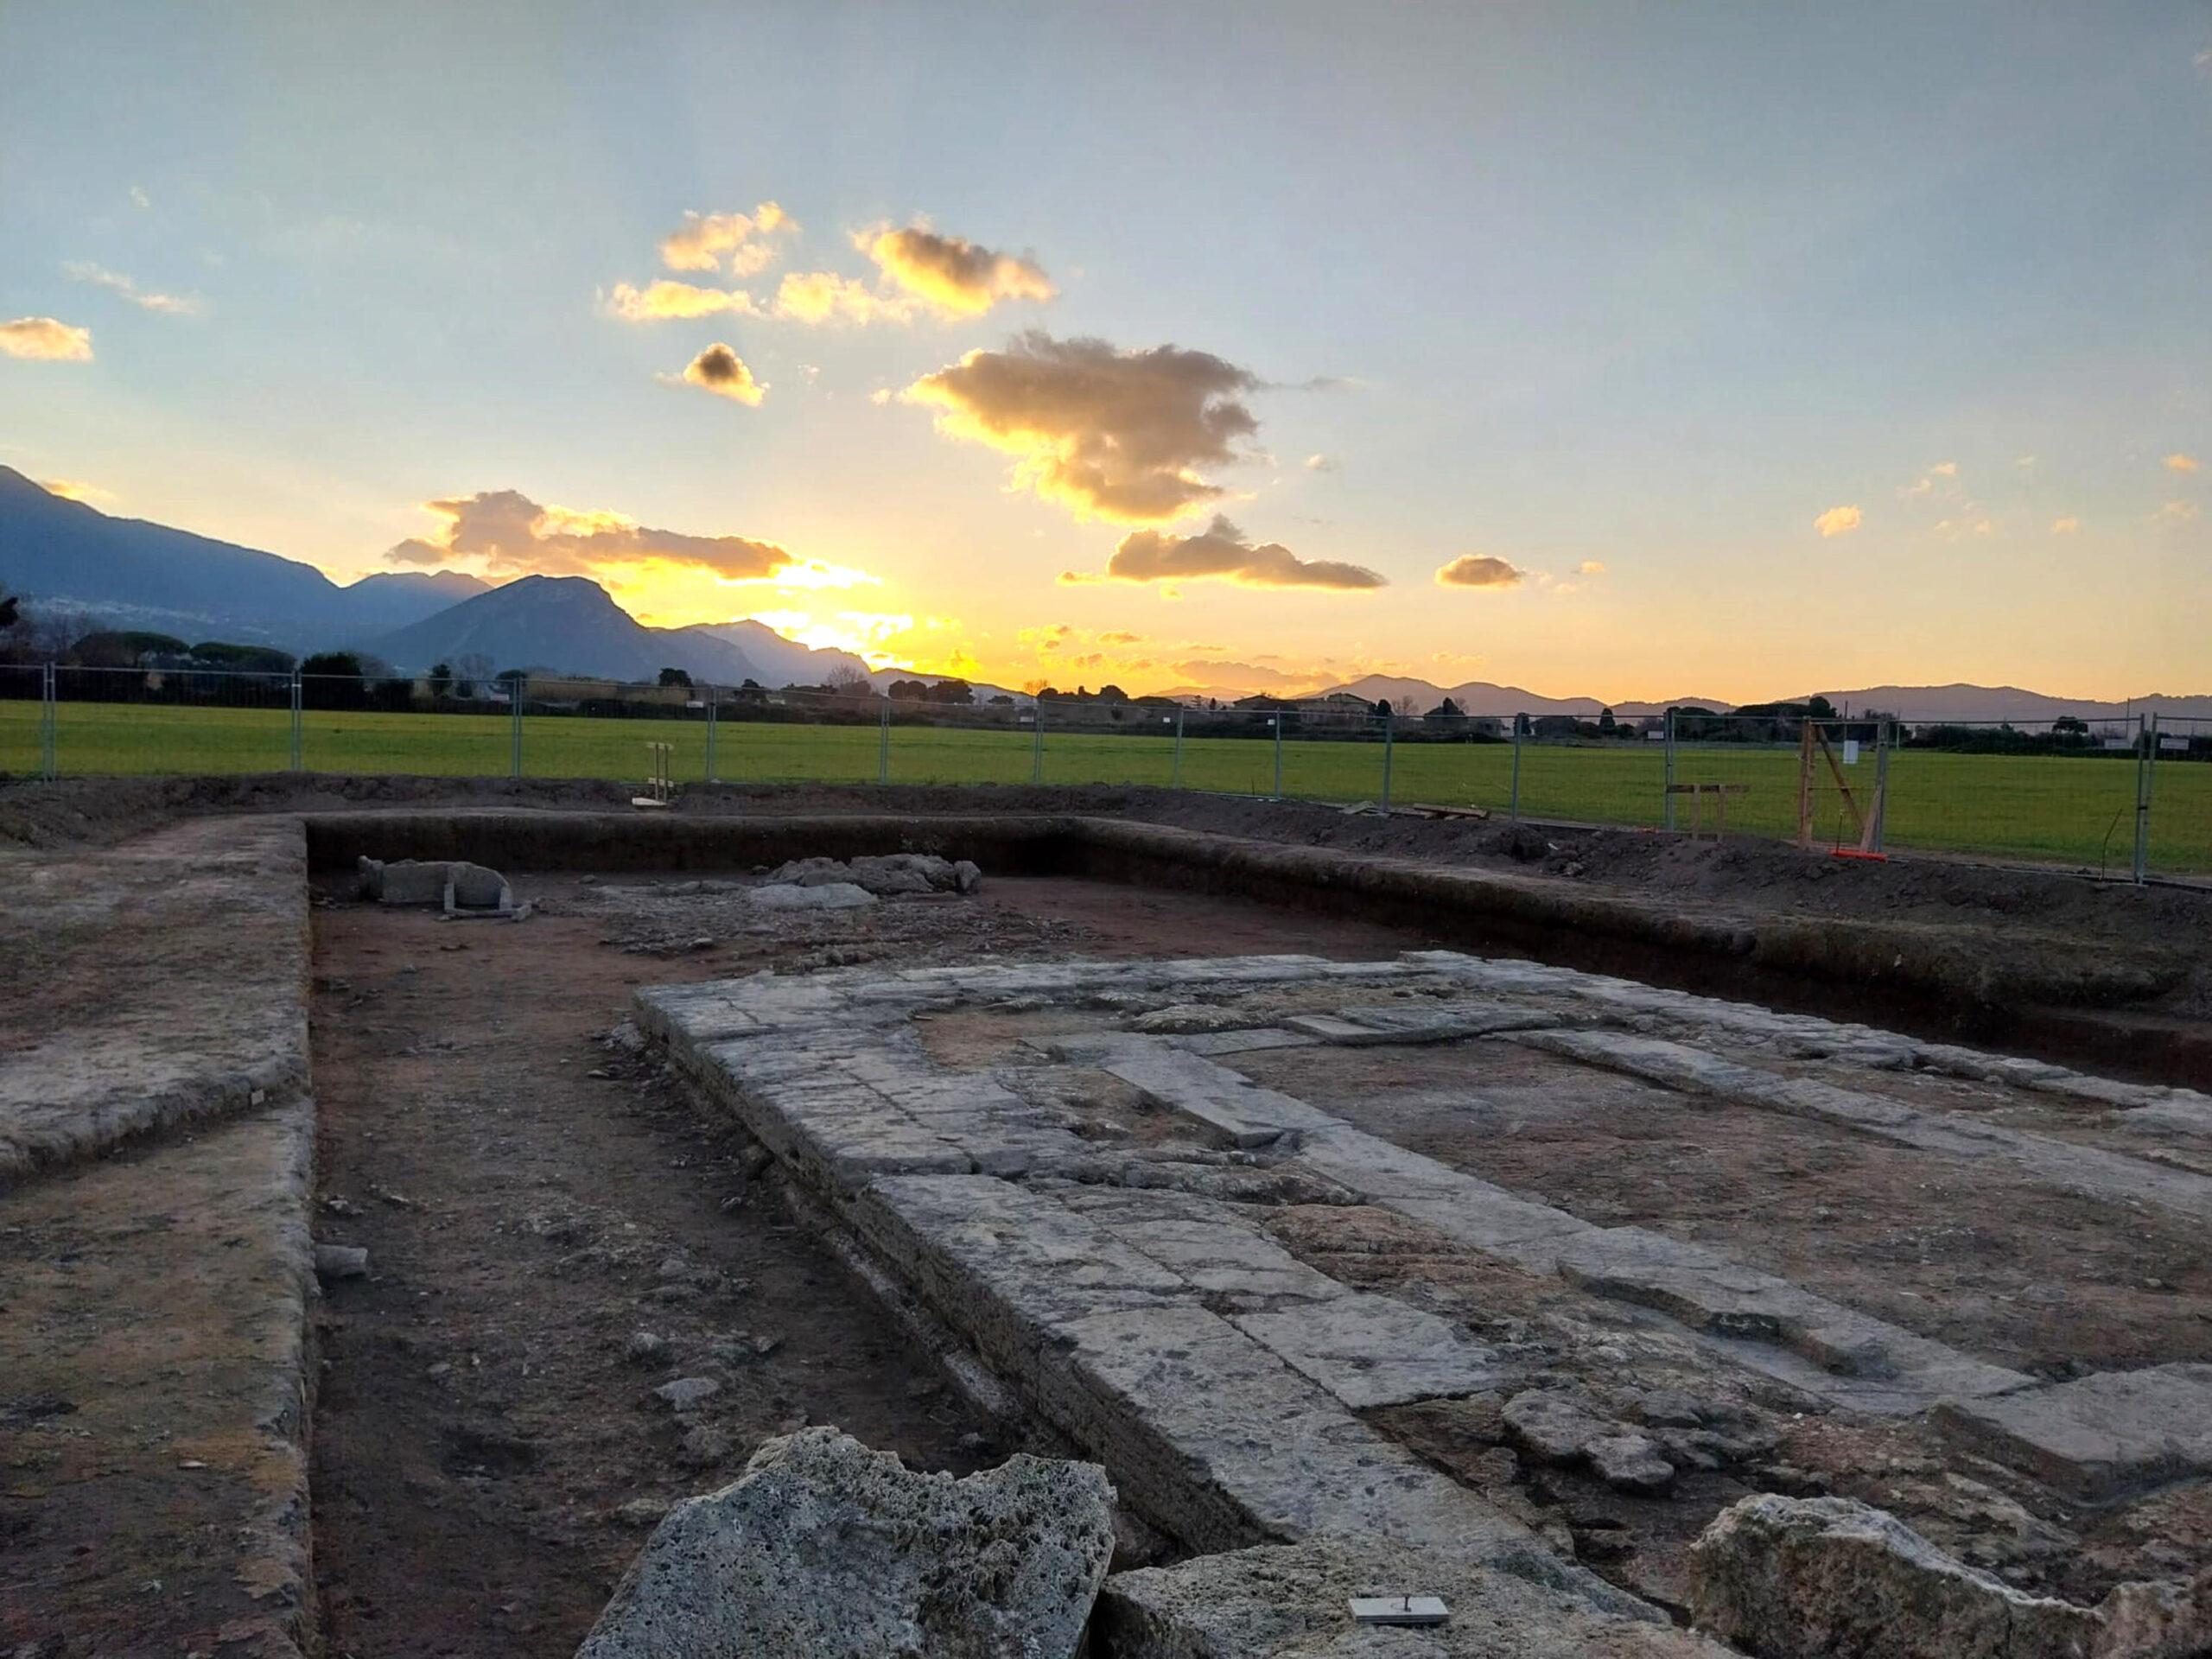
[[4, 665, 2207, 880]]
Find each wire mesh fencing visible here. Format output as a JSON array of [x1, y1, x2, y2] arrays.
[[1, 663, 48, 778], [8, 666, 2209, 880]]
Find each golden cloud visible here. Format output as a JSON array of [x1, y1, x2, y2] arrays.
[[2050, 517, 2082, 534], [772, 270, 918, 325], [1, 316, 93, 360], [2165, 453, 2202, 474], [385, 489, 797, 582], [903, 332, 1262, 524], [1815, 505, 1863, 537], [1434, 554, 1524, 589], [658, 204, 793, 275], [677, 343, 766, 406], [41, 477, 114, 504], [1104, 515, 1384, 590], [859, 226, 1053, 317], [1577, 559, 1607, 575], [606, 280, 762, 321]]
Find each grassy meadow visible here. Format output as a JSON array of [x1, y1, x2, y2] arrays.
[[0, 696, 2202, 874]]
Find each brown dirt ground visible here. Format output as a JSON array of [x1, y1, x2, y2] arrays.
[[305, 869, 1414, 1656]]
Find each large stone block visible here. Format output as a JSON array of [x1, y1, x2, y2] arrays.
[[576, 1429, 1115, 1659]]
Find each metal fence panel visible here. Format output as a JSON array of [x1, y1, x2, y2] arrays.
[[0, 664, 44, 778], [1880, 717, 2145, 874], [296, 673, 511, 777], [53, 665, 293, 774], [2145, 715, 2212, 878]]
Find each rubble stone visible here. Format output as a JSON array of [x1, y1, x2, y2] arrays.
[[576, 1427, 1115, 1659]]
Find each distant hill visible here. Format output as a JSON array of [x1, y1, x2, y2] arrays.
[[1788, 683, 2212, 722], [1297, 674, 1732, 718], [0, 467, 483, 644], [1298, 673, 2212, 723], [366, 575, 762, 683], [682, 619, 873, 688]]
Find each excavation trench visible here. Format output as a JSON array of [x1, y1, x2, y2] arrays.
[[302, 809, 2212, 1084]]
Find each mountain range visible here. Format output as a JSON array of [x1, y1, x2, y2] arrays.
[[3, 468, 2204, 719], [1301, 673, 2212, 723]]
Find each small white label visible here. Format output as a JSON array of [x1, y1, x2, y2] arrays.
[[1350, 1596, 1449, 1626], [1842, 739, 1860, 765]]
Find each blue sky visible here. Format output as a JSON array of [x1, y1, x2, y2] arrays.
[[3, 2, 2207, 698]]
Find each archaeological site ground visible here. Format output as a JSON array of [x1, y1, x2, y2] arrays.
[[4, 775, 2210, 1656]]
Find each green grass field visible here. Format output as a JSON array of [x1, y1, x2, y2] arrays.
[[2, 697, 2204, 874]]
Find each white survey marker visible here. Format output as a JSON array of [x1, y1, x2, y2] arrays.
[[1349, 1594, 1450, 1626]]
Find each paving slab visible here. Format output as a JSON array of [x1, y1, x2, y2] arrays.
[[1933, 1364, 2212, 1502], [1232, 1294, 1506, 1409], [1098, 1539, 1716, 1657], [1050, 1303, 1529, 1555]]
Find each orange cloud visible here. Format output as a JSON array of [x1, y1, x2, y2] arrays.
[[41, 477, 114, 504], [606, 280, 761, 321], [1104, 515, 1384, 590], [658, 203, 794, 275], [2050, 517, 2082, 534], [1815, 505, 1862, 537], [2165, 453, 2202, 474], [1, 316, 92, 359], [772, 270, 918, 325], [903, 332, 1262, 524], [858, 225, 1053, 317], [1434, 554, 1524, 588]]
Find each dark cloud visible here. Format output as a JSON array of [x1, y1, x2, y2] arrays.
[[679, 342, 766, 404], [1105, 515, 1386, 590], [903, 332, 1262, 524]]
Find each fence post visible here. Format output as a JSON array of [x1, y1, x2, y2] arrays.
[[2133, 713, 2157, 883], [1030, 701, 1045, 785], [41, 661, 57, 780], [1172, 706, 1185, 790], [1662, 708, 1677, 830], [289, 670, 303, 772], [1509, 714, 1523, 821], [1871, 719, 1891, 853], [878, 699, 892, 785], [510, 675, 524, 779], [1380, 709, 1395, 810], [705, 686, 718, 784], [1271, 714, 1284, 798]]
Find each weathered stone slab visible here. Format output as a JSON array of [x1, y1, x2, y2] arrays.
[[1175, 1027, 1323, 1058], [1099, 1043, 1342, 1147], [1283, 1005, 1562, 1046], [1233, 1294, 1504, 1408], [1098, 1539, 1712, 1657], [1689, 1494, 2101, 1659], [1059, 1187, 1348, 1306], [1554, 1229, 2030, 1408], [1934, 1365, 2212, 1502], [577, 1429, 1115, 1659], [1049, 1303, 1527, 1555], [849, 1174, 1188, 1372], [1520, 1028, 2212, 1226]]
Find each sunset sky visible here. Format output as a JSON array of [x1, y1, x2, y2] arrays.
[[3, 3, 2208, 700]]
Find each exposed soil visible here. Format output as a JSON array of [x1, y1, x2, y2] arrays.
[[1236, 1039, 2212, 1376], [306, 885, 1018, 1658], [306, 867, 1412, 1656]]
